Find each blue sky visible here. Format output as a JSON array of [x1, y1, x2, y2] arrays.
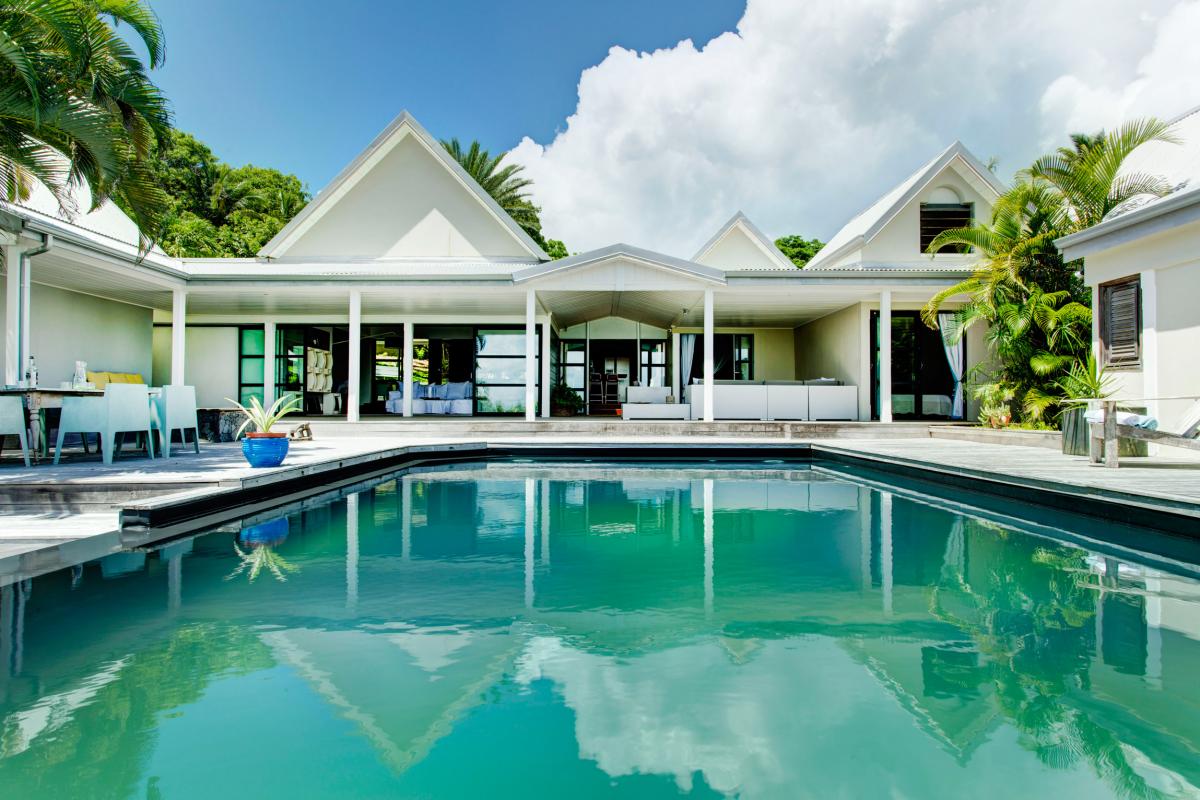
[[150, 0, 745, 192], [146, 1, 1194, 251]]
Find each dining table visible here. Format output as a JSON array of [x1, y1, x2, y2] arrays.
[[0, 386, 161, 460]]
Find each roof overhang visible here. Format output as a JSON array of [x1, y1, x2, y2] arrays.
[[512, 243, 727, 286], [1057, 186, 1200, 261]]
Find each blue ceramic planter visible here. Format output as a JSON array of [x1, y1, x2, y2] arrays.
[[242, 435, 289, 468], [239, 516, 290, 546]]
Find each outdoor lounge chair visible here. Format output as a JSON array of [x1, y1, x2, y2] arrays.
[[1088, 399, 1200, 468], [0, 395, 32, 467], [54, 383, 156, 465], [151, 385, 201, 458]]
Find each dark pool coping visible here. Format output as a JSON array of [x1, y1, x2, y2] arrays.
[[3, 439, 1198, 589], [114, 440, 1200, 539]]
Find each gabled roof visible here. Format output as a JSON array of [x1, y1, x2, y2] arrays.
[[512, 243, 726, 284], [692, 211, 796, 270], [1058, 104, 1200, 259], [259, 111, 549, 261], [805, 141, 1007, 270]]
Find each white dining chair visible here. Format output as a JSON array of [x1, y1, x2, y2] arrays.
[[54, 384, 155, 465], [150, 385, 200, 458], [0, 396, 32, 467]]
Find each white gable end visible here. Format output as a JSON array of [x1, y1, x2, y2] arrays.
[[694, 213, 794, 270], [261, 113, 546, 261], [862, 159, 998, 267], [529, 256, 715, 292]]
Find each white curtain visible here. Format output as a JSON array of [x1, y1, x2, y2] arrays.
[[938, 312, 965, 419], [679, 334, 697, 387]]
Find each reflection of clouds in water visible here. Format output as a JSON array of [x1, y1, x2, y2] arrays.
[[514, 634, 1157, 799], [516, 636, 819, 795]]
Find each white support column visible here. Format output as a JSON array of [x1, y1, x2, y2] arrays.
[[540, 321, 551, 418], [3, 244, 22, 386], [881, 492, 893, 616], [263, 321, 277, 408], [170, 288, 187, 385], [670, 329, 681, 402], [525, 288, 536, 421], [879, 290, 893, 423], [703, 289, 714, 422], [402, 321, 414, 418], [347, 290, 361, 422]]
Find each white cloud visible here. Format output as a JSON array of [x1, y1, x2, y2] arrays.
[[509, 0, 1199, 255]]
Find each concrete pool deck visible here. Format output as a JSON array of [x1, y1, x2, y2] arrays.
[[1, 431, 1198, 583]]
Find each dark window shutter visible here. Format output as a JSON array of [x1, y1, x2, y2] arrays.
[[1101, 278, 1141, 367], [920, 203, 973, 253]]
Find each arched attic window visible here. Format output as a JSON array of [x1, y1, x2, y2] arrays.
[[920, 186, 973, 253]]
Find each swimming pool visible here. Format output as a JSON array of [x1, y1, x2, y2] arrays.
[[2, 460, 1198, 798]]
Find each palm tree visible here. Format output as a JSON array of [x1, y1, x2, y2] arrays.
[[0, 0, 171, 249], [921, 121, 1175, 425], [1027, 119, 1177, 230], [441, 137, 546, 246]]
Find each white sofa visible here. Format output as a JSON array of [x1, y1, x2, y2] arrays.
[[623, 385, 690, 420], [685, 380, 858, 421], [385, 382, 474, 415]]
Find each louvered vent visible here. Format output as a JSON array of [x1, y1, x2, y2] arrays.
[[1101, 277, 1141, 368]]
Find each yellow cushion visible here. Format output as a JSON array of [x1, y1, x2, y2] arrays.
[[87, 371, 109, 389], [121, 373, 145, 385]]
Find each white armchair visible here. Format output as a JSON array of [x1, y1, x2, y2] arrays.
[[55, 383, 155, 465], [151, 385, 200, 458]]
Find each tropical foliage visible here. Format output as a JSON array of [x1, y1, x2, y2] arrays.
[[441, 137, 568, 256], [0, 0, 172, 249], [141, 130, 310, 257], [923, 120, 1175, 427], [774, 234, 825, 267]]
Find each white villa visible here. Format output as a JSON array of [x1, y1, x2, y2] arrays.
[[1, 112, 1005, 426]]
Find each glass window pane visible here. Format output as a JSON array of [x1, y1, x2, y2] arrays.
[[476, 330, 526, 356], [476, 357, 528, 384], [476, 385, 526, 413], [565, 365, 585, 389], [240, 328, 264, 356], [240, 358, 264, 384], [239, 388, 264, 407]]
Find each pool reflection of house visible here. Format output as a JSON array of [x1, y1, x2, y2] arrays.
[[3, 469, 1199, 796]]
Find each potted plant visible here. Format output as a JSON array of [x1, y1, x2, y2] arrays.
[[226, 394, 303, 468], [550, 380, 585, 417], [1055, 356, 1120, 456], [973, 382, 1015, 429]]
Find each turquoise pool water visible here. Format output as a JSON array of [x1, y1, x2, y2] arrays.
[[2, 461, 1199, 799]]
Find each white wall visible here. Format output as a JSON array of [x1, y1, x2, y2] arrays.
[[794, 304, 861, 384], [5, 283, 153, 386], [283, 133, 532, 260], [696, 225, 784, 270], [1083, 219, 1200, 434], [152, 325, 239, 408], [863, 166, 995, 268]]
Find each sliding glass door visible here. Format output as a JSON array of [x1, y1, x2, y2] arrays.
[[474, 327, 540, 415], [870, 311, 959, 420]]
